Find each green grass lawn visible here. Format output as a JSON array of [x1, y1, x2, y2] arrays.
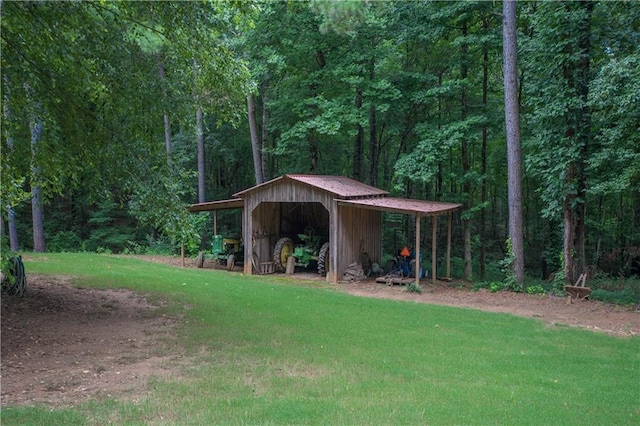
[[3, 253, 639, 425]]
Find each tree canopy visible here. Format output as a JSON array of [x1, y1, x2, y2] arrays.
[[2, 1, 638, 287]]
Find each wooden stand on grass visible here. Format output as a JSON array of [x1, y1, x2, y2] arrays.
[[564, 273, 591, 301], [285, 256, 296, 275]]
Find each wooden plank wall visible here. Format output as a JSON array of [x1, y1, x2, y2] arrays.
[[335, 205, 382, 279], [242, 178, 382, 282], [250, 202, 280, 269], [243, 179, 334, 275]]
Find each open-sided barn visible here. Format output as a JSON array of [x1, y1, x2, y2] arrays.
[[189, 174, 462, 284]]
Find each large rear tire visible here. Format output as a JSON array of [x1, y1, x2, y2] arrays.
[[317, 242, 330, 275], [273, 237, 294, 272]]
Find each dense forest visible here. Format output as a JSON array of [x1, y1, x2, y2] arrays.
[[1, 1, 639, 293]]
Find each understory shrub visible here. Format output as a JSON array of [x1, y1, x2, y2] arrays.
[[405, 282, 423, 293], [48, 231, 83, 252], [589, 276, 640, 305]]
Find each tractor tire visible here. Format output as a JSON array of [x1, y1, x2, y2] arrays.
[[317, 242, 330, 275], [227, 254, 236, 271], [273, 237, 294, 272]]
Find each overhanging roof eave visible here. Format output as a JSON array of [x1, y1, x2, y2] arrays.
[[188, 198, 244, 212], [336, 197, 462, 216]]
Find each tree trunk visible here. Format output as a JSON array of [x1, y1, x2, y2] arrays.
[[368, 104, 378, 186], [480, 15, 489, 280], [573, 0, 593, 280], [261, 90, 269, 182], [353, 87, 363, 181], [247, 94, 264, 185], [562, 0, 593, 284], [30, 116, 46, 252], [309, 133, 318, 174], [157, 55, 172, 159], [461, 20, 472, 281], [196, 106, 206, 203], [503, 0, 525, 286], [3, 75, 19, 251], [367, 56, 378, 187]]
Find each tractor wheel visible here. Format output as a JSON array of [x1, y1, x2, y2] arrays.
[[317, 242, 330, 275], [227, 254, 236, 271], [273, 237, 294, 272]]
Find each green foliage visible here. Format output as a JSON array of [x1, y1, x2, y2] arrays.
[[310, 0, 371, 34], [0, 237, 15, 287], [473, 281, 506, 293], [588, 50, 640, 195], [122, 236, 175, 256], [405, 281, 423, 294], [48, 231, 83, 253], [525, 284, 546, 295], [552, 251, 566, 289], [498, 238, 523, 292], [127, 161, 200, 250], [1, 0, 638, 287], [589, 276, 640, 305]]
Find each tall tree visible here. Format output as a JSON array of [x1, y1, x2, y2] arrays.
[[26, 84, 46, 252], [1, 1, 253, 251], [503, 0, 524, 286], [247, 94, 264, 184], [523, 1, 595, 284], [196, 106, 206, 203], [2, 76, 20, 251]]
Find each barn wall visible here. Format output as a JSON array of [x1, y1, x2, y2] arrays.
[[243, 179, 335, 275], [334, 205, 382, 280], [246, 179, 334, 209], [250, 202, 281, 270]]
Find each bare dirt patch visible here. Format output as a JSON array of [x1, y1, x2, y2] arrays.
[[2, 255, 638, 409], [1, 275, 183, 408]]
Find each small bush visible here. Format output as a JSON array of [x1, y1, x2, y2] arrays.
[[48, 231, 83, 253], [526, 284, 546, 295], [405, 282, 423, 294], [472, 281, 505, 293], [144, 235, 175, 255]]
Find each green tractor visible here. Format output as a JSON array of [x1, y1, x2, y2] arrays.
[[212, 235, 243, 271], [272, 228, 329, 275]]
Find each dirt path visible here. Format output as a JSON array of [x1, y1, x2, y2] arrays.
[[2, 255, 638, 408], [1, 275, 183, 407]]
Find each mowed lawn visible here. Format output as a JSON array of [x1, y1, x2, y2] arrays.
[[3, 253, 639, 425]]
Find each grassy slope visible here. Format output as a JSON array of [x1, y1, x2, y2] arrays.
[[3, 253, 639, 425]]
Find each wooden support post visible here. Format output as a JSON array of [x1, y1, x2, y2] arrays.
[[181, 242, 185, 267], [447, 211, 452, 279], [432, 215, 437, 284], [213, 210, 218, 235], [285, 256, 296, 275], [415, 214, 421, 288]]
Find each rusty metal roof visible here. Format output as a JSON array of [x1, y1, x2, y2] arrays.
[[187, 198, 244, 212], [190, 175, 461, 217], [337, 197, 462, 216], [234, 174, 388, 199]]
